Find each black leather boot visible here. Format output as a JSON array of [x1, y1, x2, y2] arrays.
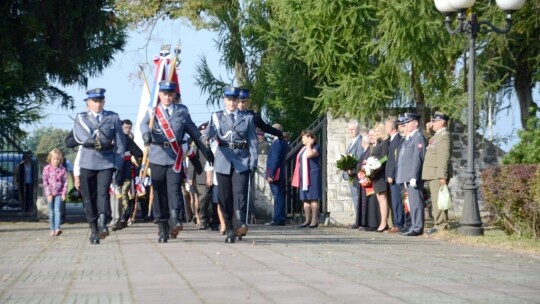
[[234, 210, 248, 238], [89, 221, 99, 245], [169, 210, 183, 239], [98, 214, 109, 239], [225, 220, 235, 243], [158, 221, 169, 243]]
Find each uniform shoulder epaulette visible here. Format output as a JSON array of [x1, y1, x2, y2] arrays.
[[103, 110, 119, 116], [175, 103, 188, 110]]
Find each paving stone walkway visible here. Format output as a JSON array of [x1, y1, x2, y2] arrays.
[[0, 220, 539, 304]]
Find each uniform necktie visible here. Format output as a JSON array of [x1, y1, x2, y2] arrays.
[[229, 113, 235, 124], [166, 108, 171, 118], [96, 115, 100, 123]]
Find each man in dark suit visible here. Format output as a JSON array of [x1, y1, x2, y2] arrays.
[[423, 112, 453, 235], [341, 120, 363, 229], [385, 116, 405, 233], [265, 125, 290, 226], [396, 112, 427, 236], [140, 81, 214, 243], [205, 86, 258, 243], [72, 88, 126, 244]]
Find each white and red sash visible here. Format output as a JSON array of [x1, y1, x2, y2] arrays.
[[155, 106, 184, 172]]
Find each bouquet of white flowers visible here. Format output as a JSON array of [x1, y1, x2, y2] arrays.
[[362, 156, 386, 177], [357, 155, 387, 196]]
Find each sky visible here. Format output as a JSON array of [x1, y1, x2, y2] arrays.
[[23, 19, 229, 136], [22, 19, 528, 152]]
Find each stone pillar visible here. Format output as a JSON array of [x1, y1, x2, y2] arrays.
[[325, 113, 356, 225]]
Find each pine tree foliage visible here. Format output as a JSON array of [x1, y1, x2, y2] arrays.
[[0, 0, 127, 136]]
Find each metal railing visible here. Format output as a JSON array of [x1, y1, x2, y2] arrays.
[[0, 129, 35, 215]]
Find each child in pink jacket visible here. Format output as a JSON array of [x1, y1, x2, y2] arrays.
[[43, 149, 68, 236]]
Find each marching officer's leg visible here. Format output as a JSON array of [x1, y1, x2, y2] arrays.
[[217, 171, 235, 243], [150, 163, 170, 243], [232, 169, 249, 238], [96, 168, 114, 239], [167, 166, 184, 239], [80, 168, 100, 244]]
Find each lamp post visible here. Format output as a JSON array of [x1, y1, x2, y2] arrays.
[[434, 0, 526, 236]]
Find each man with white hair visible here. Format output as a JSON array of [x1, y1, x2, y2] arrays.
[[342, 120, 363, 229]]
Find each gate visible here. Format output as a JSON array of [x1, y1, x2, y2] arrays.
[[0, 129, 36, 216]]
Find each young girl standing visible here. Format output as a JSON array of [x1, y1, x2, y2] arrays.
[[43, 149, 68, 236]]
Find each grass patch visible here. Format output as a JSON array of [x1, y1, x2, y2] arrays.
[[428, 219, 540, 255]]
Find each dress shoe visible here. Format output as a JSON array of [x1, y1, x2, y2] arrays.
[[348, 224, 359, 229], [375, 225, 389, 233], [98, 214, 109, 239], [54, 229, 62, 236], [307, 223, 319, 228], [111, 222, 122, 231], [400, 226, 410, 233], [298, 222, 311, 228], [158, 222, 169, 243], [426, 228, 438, 235], [401, 230, 422, 236], [386, 227, 401, 234], [170, 223, 183, 239], [198, 223, 208, 230], [169, 211, 183, 239], [266, 221, 285, 226], [235, 224, 248, 237], [89, 221, 99, 244], [225, 229, 235, 243]]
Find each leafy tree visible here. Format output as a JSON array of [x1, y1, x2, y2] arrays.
[[503, 106, 540, 164], [116, 0, 319, 138], [24, 127, 75, 163], [479, 1, 540, 129], [0, 0, 127, 137]]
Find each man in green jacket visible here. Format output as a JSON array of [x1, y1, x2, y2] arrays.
[[422, 111, 453, 235]]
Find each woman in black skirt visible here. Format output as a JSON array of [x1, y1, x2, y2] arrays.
[[370, 123, 390, 232]]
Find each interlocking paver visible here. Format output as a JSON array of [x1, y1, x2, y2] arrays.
[[0, 220, 539, 304]]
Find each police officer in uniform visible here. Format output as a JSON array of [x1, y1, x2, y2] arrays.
[[205, 87, 258, 243], [140, 81, 214, 243], [396, 112, 427, 236], [237, 88, 283, 139], [236, 88, 282, 225], [72, 88, 126, 244]]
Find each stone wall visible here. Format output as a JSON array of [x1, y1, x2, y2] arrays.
[[251, 114, 505, 226]]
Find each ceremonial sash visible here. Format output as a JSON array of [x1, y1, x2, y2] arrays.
[[291, 146, 309, 190], [155, 106, 184, 173]]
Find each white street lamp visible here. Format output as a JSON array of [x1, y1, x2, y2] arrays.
[[434, 0, 526, 236]]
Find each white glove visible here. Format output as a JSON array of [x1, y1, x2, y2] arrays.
[[410, 178, 417, 188]]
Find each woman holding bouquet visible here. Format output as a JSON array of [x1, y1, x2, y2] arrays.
[[357, 133, 377, 231], [292, 130, 322, 228], [371, 123, 390, 232]]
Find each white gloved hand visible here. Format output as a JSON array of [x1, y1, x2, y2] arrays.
[[410, 178, 417, 188]]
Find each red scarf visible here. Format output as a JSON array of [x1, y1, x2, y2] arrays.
[[155, 106, 183, 172]]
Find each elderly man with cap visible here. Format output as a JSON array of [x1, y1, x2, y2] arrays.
[[72, 88, 126, 244], [204, 86, 258, 243], [140, 81, 214, 243], [423, 111, 453, 235], [396, 112, 427, 236]]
